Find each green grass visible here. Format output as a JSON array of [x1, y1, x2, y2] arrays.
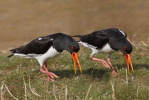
[[0, 0, 149, 99], [0, 45, 149, 100]]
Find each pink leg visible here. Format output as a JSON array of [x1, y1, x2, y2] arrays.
[[107, 55, 118, 75], [90, 55, 110, 68], [40, 61, 58, 81]]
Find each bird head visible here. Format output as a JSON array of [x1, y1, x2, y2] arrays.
[[120, 39, 134, 73], [62, 36, 82, 74], [52, 33, 82, 74], [68, 44, 82, 74]]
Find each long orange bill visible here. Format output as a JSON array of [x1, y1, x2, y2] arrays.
[[125, 54, 134, 73], [72, 52, 82, 74]]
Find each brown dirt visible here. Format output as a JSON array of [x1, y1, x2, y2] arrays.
[[1, 0, 149, 52]]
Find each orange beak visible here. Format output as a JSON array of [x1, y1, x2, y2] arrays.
[[72, 52, 82, 74], [125, 54, 134, 73]]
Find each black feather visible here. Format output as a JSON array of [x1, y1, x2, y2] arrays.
[[7, 54, 14, 58], [8, 33, 80, 57]]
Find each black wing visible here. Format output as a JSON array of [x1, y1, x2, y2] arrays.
[[80, 31, 109, 49], [9, 36, 53, 55], [100, 28, 128, 50]]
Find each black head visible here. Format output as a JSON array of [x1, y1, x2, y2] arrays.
[[119, 38, 134, 73], [63, 37, 80, 54], [51, 33, 80, 54], [50, 33, 82, 74], [119, 38, 132, 55]]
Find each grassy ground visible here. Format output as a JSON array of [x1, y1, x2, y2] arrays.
[[0, 45, 149, 100]]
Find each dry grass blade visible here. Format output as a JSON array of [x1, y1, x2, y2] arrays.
[[23, 76, 28, 100], [1, 83, 5, 100], [85, 84, 92, 100], [28, 76, 41, 97], [136, 85, 140, 97], [126, 68, 128, 85], [53, 84, 57, 100], [141, 41, 149, 49], [121, 68, 128, 84], [141, 41, 148, 47], [110, 82, 116, 100], [2, 81, 19, 100], [65, 85, 68, 100], [88, 97, 93, 100], [127, 38, 133, 45]]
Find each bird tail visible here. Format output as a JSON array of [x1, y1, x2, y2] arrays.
[[7, 46, 25, 58], [7, 48, 17, 58], [7, 54, 14, 58]]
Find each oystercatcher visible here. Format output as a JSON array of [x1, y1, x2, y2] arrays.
[[8, 33, 82, 81], [73, 28, 133, 75]]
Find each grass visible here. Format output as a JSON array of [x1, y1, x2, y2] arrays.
[[0, 0, 149, 99], [0, 45, 149, 100]]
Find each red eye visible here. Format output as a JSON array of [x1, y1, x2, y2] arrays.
[[123, 47, 126, 50], [71, 46, 74, 50]]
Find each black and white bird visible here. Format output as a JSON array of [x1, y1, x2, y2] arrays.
[[8, 33, 82, 81], [73, 28, 133, 75]]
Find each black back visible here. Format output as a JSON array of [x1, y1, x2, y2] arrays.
[[80, 31, 109, 49], [9, 36, 53, 55], [80, 28, 132, 54], [8, 33, 80, 57]]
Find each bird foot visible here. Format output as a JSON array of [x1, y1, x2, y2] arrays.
[[45, 72, 59, 81], [112, 71, 118, 76], [40, 67, 58, 81]]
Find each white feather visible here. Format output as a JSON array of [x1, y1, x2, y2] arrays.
[[79, 41, 99, 55], [99, 43, 115, 53], [119, 29, 126, 36], [79, 41, 115, 55], [14, 46, 60, 66], [38, 38, 42, 40]]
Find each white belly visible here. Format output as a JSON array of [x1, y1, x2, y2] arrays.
[[99, 43, 115, 53], [35, 46, 60, 66], [79, 41, 99, 55], [14, 46, 60, 66], [79, 41, 115, 55]]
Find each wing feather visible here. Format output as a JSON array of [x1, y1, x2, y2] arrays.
[[81, 31, 109, 49], [10, 36, 53, 55]]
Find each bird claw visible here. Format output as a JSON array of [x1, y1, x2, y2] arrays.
[[112, 71, 118, 76], [46, 72, 58, 81]]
